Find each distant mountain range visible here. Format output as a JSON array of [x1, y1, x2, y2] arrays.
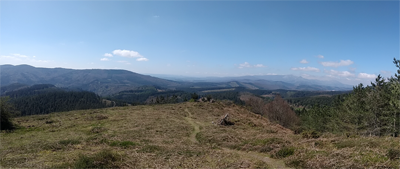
[[0, 64, 180, 96], [150, 74, 353, 91], [0, 65, 352, 96]]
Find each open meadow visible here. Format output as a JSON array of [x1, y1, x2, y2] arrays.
[[1, 101, 399, 168]]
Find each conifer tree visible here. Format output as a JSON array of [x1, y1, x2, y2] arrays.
[[1, 97, 15, 130]]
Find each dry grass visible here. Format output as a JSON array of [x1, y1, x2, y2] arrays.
[[0, 103, 286, 168], [1, 102, 399, 168], [285, 134, 400, 168]]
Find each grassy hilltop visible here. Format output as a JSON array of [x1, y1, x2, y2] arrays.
[[1, 102, 399, 168]]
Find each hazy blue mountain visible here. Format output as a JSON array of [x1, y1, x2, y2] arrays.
[[150, 74, 353, 91], [1, 65, 352, 96], [1, 65, 180, 96]]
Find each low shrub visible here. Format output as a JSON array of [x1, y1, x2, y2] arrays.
[[274, 147, 295, 159], [334, 140, 357, 149], [387, 149, 400, 160], [91, 126, 107, 133], [109, 140, 138, 148], [74, 150, 120, 169], [253, 160, 270, 169], [59, 139, 81, 146], [95, 114, 108, 120], [138, 145, 162, 153], [301, 130, 321, 139]]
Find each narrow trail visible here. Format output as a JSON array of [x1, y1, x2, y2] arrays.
[[184, 108, 200, 143], [222, 148, 292, 169], [183, 106, 291, 168]]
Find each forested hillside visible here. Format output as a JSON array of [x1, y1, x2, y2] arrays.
[[1, 84, 106, 116], [12, 91, 105, 116]]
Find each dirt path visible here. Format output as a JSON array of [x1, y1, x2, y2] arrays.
[[184, 107, 291, 168], [222, 148, 292, 169], [184, 108, 200, 143]]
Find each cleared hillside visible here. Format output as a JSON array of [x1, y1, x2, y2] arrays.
[[1, 102, 399, 168]]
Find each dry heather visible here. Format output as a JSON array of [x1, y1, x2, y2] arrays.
[[1, 101, 399, 168]]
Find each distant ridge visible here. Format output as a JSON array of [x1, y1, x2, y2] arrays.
[[0, 65, 180, 96], [150, 74, 353, 91], [1, 65, 352, 96]]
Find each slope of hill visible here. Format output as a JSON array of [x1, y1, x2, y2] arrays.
[[1, 102, 398, 168], [0, 65, 180, 96]]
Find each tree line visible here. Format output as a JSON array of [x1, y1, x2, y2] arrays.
[[243, 58, 400, 137], [300, 69, 400, 136]]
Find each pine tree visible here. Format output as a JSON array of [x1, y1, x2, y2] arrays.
[[1, 97, 15, 130]]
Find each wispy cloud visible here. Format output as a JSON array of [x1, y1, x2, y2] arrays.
[[358, 73, 376, 79], [238, 62, 265, 68], [300, 59, 308, 64], [317, 55, 324, 58], [100, 58, 109, 61], [291, 66, 320, 72], [153, 15, 160, 18], [136, 58, 148, 61], [239, 62, 251, 68], [320, 60, 354, 67], [104, 53, 113, 57], [0, 53, 49, 63], [324, 69, 355, 77]]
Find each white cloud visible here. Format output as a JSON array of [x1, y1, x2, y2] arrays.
[[0, 53, 49, 63], [317, 55, 324, 58], [320, 60, 354, 67], [291, 67, 320, 72], [111, 49, 149, 62], [100, 58, 109, 61], [136, 58, 148, 61], [358, 73, 376, 79], [300, 59, 308, 64], [324, 69, 355, 77], [238, 62, 265, 68], [104, 53, 113, 57], [153, 15, 160, 18], [254, 64, 265, 68], [239, 62, 251, 68], [13, 53, 28, 58], [113, 49, 143, 58]]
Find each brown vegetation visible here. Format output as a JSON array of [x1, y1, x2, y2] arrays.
[[1, 102, 399, 168], [243, 94, 299, 129]]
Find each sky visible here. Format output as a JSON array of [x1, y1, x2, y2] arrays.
[[0, 1, 399, 85]]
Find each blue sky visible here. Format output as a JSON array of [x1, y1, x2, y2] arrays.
[[0, 1, 398, 85]]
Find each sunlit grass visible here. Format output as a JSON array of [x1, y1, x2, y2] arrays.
[[1, 102, 399, 168]]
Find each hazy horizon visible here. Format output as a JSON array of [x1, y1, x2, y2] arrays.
[[1, 1, 398, 86]]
